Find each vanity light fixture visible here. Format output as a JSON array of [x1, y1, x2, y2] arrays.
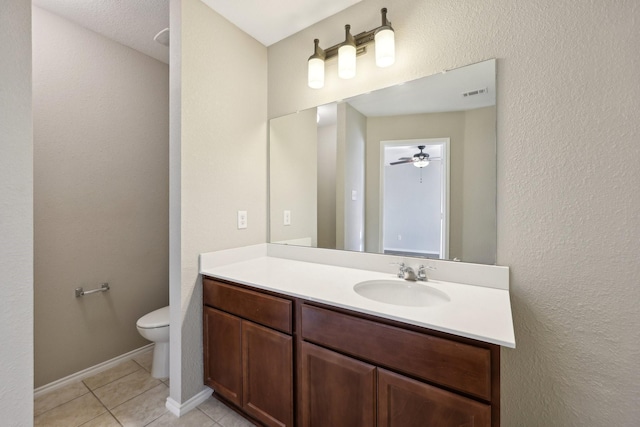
[[338, 25, 357, 79], [307, 8, 395, 89], [308, 39, 326, 89]]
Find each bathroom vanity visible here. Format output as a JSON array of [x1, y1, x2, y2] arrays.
[[200, 244, 514, 427]]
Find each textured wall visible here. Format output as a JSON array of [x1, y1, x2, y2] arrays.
[[32, 7, 170, 387], [268, 0, 640, 425], [0, 0, 33, 423], [176, 0, 268, 402]]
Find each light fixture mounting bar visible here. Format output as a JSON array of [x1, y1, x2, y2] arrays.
[[308, 7, 394, 88], [323, 29, 376, 60], [322, 8, 392, 60]]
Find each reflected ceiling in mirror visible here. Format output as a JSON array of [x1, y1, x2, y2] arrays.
[[269, 59, 496, 265]]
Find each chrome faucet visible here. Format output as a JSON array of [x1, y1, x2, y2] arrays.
[[394, 262, 418, 281], [394, 262, 435, 282], [403, 266, 418, 281]]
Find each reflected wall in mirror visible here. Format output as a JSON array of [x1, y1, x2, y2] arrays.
[[269, 59, 496, 265]]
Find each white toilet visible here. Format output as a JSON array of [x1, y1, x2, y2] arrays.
[[136, 306, 170, 379]]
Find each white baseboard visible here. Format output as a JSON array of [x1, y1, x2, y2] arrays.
[[166, 386, 213, 417], [34, 344, 154, 399]]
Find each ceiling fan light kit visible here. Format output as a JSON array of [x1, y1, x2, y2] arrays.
[[413, 158, 430, 168], [390, 145, 435, 168], [308, 8, 395, 89]]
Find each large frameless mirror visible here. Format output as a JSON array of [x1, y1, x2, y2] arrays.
[[269, 59, 496, 265]]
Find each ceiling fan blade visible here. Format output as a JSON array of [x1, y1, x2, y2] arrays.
[[390, 159, 414, 165]]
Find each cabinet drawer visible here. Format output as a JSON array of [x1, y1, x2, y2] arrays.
[[301, 304, 492, 400], [204, 278, 292, 334]]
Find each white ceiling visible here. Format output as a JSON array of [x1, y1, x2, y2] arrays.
[[316, 60, 495, 160], [346, 59, 496, 117], [32, 0, 362, 65], [200, 0, 362, 46], [317, 59, 495, 126], [33, 0, 171, 64]]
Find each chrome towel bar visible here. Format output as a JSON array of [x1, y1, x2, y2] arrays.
[[75, 283, 110, 298]]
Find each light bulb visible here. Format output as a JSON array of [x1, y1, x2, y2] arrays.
[[375, 27, 395, 68], [338, 44, 356, 79], [338, 25, 356, 79], [308, 57, 325, 89], [308, 39, 326, 89]]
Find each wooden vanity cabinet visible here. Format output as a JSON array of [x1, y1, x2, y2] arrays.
[[203, 277, 501, 427], [203, 278, 294, 427], [203, 307, 242, 406], [300, 341, 376, 427], [300, 303, 499, 427]]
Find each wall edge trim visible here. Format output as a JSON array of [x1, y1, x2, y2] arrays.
[[165, 387, 213, 417]]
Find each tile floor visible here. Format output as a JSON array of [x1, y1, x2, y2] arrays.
[[34, 350, 257, 427]]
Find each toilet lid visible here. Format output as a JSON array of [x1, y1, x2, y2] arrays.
[[137, 306, 170, 329]]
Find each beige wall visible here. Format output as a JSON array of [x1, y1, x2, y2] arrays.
[[174, 0, 268, 402], [268, 0, 640, 425], [0, 0, 33, 422], [337, 103, 366, 251], [270, 109, 318, 246], [32, 7, 170, 387], [317, 123, 337, 249], [462, 106, 496, 264]]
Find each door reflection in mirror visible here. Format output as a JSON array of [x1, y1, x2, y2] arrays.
[[381, 139, 449, 260]]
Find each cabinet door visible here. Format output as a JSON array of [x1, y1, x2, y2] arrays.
[[203, 307, 242, 407], [378, 368, 491, 427], [300, 342, 376, 427], [242, 321, 293, 427]]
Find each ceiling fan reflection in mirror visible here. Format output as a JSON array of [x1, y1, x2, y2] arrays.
[[390, 145, 441, 168]]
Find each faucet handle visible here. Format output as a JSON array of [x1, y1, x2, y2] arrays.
[[417, 264, 436, 281], [391, 262, 406, 278]]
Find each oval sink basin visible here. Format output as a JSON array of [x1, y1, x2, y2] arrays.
[[354, 279, 450, 307]]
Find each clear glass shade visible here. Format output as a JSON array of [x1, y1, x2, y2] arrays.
[[338, 44, 357, 79], [375, 28, 395, 68], [413, 159, 429, 168], [308, 57, 325, 89]]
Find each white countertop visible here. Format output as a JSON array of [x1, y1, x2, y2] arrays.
[[200, 244, 515, 348]]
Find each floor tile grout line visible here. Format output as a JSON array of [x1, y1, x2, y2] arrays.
[[86, 387, 123, 427], [196, 406, 218, 422], [33, 386, 91, 418], [131, 357, 152, 374], [34, 389, 102, 424], [84, 360, 147, 392], [141, 408, 170, 427], [100, 380, 168, 414], [34, 356, 156, 426]]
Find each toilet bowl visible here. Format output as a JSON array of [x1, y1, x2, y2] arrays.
[[136, 306, 170, 379]]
